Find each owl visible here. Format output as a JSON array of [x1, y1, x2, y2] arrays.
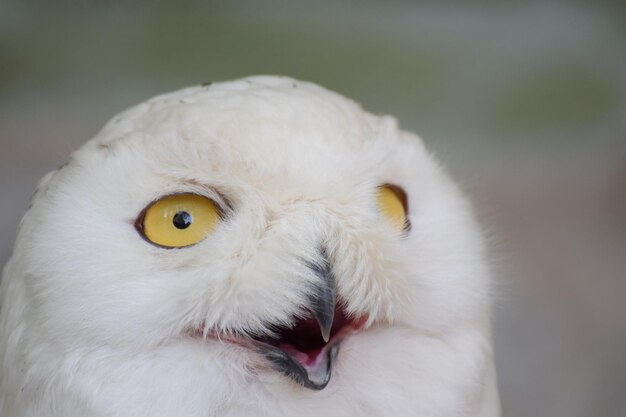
[[0, 76, 500, 416]]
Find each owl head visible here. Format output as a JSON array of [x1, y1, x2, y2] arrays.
[[1, 76, 491, 403]]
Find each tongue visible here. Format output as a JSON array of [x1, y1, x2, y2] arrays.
[[257, 341, 339, 390]]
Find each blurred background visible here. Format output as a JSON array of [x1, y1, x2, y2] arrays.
[[1, 0, 625, 415]]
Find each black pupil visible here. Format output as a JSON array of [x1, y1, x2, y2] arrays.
[[172, 211, 192, 230]]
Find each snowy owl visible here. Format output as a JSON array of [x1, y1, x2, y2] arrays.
[[0, 76, 500, 416]]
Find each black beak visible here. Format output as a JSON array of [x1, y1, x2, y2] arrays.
[[259, 342, 339, 390], [255, 249, 339, 390], [307, 251, 336, 343]]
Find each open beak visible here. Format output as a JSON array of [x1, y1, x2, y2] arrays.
[[193, 251, 368, 390], [254, 252, 350, 390]]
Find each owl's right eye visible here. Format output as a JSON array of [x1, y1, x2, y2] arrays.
[[136, 193, 221, 248]]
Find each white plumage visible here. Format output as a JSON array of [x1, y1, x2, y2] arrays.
[[0, 76, 500, 416]]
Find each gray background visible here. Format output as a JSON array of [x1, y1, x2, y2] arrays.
[[1, 1, 625, 416]]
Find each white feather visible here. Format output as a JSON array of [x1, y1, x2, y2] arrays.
[[0, 75, 500, 416]]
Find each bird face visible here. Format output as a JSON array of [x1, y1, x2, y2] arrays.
[[13, 77, 488, 392]]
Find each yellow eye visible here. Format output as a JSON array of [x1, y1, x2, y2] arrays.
[[138, 193, 221, 248], [376, 185, 408, 231]]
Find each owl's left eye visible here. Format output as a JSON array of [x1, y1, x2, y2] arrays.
[[376, 185, 410, 232], [136, 193, 221, 248]]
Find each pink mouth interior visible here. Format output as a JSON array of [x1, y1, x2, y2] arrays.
[[260, 305, 368, 366]]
